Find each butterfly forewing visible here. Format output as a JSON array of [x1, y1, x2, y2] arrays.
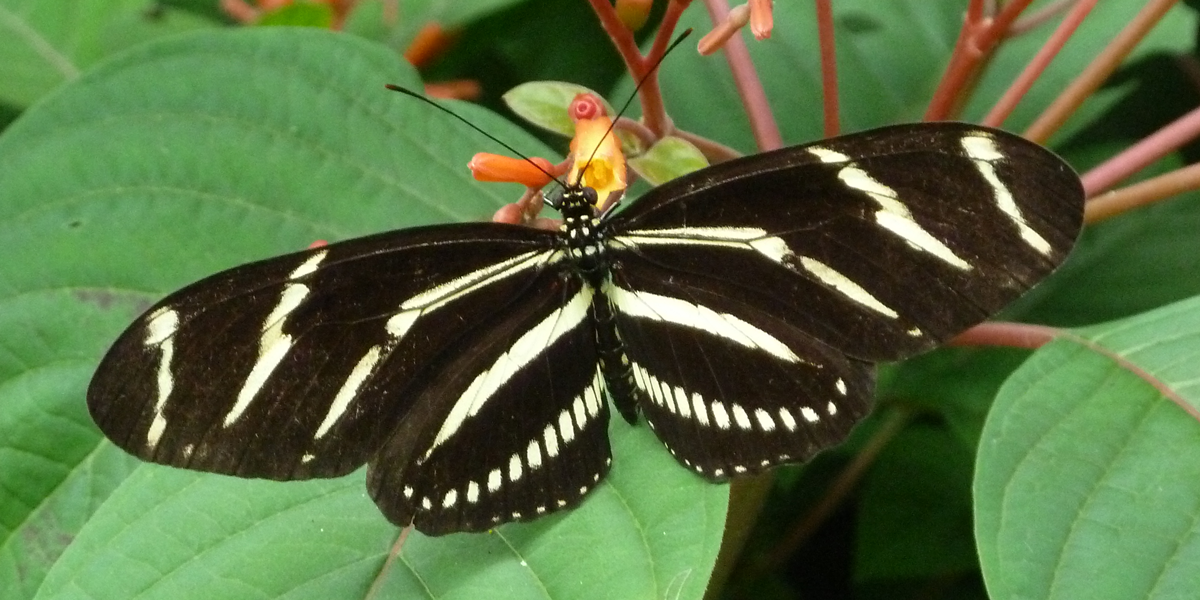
[[88, 223, 560, 480], [367, 271, 612, 534], [607, 123, 1084, 362]]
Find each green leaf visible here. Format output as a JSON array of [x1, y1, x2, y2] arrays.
[[0, 26, 725, 599], [0, 289, 146, 600], [41, 417, 725, 600], [879, 347, 1034, 449], [855, 423, 977, 582], [975, 295, 1200, 599], [0, 0, 218, 108], [256, 3, 333, 28], [503, 80, 614, 137], [626, 135, 708, 186]]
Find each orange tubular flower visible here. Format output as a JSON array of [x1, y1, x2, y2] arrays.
[[469, 153, 555, 189], [697, 1, 774, 54], [473, 93, 625, 223], [404, 22, 455, 68], [749, 0, 774, 40]]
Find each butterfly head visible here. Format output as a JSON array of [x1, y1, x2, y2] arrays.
[[549, 184, 600, 220], [553, 184, 608, 271]]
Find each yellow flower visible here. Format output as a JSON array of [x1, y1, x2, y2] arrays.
[[469, 92, 626, 218], [569, 112, 627, 208]]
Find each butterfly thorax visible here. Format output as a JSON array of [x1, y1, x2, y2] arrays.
[[551, 184, 644, 424], [555, 185, 608, 285]]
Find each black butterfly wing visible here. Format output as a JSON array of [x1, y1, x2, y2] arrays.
[[88, 121, 1086, 530], [601, 123, 1083, 474], [87, 223, 564, 482], [607, 123, 1084, 362], [599, 266, 875, 479], [366, 274, 612, 534]]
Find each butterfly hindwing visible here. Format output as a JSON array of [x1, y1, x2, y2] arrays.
[[607, 123, 1084, 362], [602, 259, 874, 478], [367, 272, 611, 534], [87, 223, 561, 480]]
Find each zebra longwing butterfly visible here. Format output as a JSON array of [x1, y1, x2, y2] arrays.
[[87, 122, 1084, 535]]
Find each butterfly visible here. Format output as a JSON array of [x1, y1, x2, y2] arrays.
[[87, 121, 1084, 534]]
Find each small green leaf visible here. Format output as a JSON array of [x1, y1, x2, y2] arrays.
[[976, 295, 1200, 599], [256, 2, 334, 28], [503, 81, 614, 137], [627, 136, 708, 186]]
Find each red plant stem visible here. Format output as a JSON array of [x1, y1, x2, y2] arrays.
[[614, 116, 657, 147], [1025, 0, 1180, 143], [949, 321, 1061, 350], [365, 526, 412, 600], [702, 0, 782, 151], [673, 128, 743, 162], [926, 0, 1037, 121], [966, 0, 983, 23], [588, 0, 646, 79], [637, 0, 692, 136], [982, 0, 1096, 128], [1081, 104, 1200, 196], [814, 0, 840, 137], [957, 323, 1199, 422], [1009, 0, 1076, 35], [586, 0, 689, 138], [648, 0, 691, 66], [973, 0, 1037, 50], [1086, 162, 1200, 223], [924, 1, 984, 121]]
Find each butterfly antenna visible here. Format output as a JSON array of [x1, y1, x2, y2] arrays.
[[579, 28, 694, 183], [384, 84, 564, 186]]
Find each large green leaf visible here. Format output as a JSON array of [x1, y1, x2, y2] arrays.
[[39, 417, 724, 600], [976, 296, 1200, 599], [0, 27, 726, 599], [0, 0, 217, 108]]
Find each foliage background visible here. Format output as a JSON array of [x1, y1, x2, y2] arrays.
[[1, 1, 1199, 599]]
